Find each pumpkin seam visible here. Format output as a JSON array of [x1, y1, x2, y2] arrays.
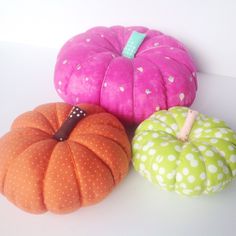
[[98, 58, 114, 106], [65, 142, 83, 206], [130, 59, 135, 124], [79, 113, 124, 132], [69, 139, 116, 185], [147, 116, 177, 136], [110, 26, 123, 52], [84, 132, 130, 162], [88, 31, 120, 54], [194, 138, 234, 177], [2, 138, 52, 199], [33, 110, 56, 133], [137, 55, 168, 108], [11, 127, 51, 138], [41, 142, 58, 211], [190, 142, 210, 194], [141, 51, 197, 92], [54, 103, 60, 132]]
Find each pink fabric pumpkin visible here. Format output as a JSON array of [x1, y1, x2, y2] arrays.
[[54, 26, 197, 124]]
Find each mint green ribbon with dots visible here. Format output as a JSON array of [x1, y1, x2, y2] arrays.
[[122, 31, 146, 59]]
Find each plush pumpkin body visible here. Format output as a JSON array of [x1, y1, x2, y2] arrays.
[[0, 103, 131, 214], [54, 26, 197, 124], [132, 107, 236, 196]]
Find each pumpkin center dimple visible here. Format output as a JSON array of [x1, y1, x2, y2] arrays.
[[122, 31, 146, 59], [177, 109, 199, 142], [53, 106, 87, 142]]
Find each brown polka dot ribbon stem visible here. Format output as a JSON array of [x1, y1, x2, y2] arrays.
[[53, 106, 87, 141]]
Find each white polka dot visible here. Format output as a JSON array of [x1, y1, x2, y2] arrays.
[[141, 155, 147, 161], [171, 124, 178, 130], [168, 76, 175, 83], [159, 116, 166, 122], [208, 164, 217, 173], [149, 149, 156, 155], [223, 166, 229, 174], [145, 89, 151, 95], [180, 183, 186, 188], [154, 42, 159, 47], [228, 145, 235, 151], [194, 128, 203, 133], [164, 128, 172, 133], [152, 133, 159, 138], [133, 143, 140, 150], [139, 163, 145, 171], [186, 153, 194, 161], [157, 156, 163, 163], [103, 82, 107, 87], [156, 175, 163, 182], [206, 150, 214, 157], [147, 141, 154, 147], [152, 163, 158, 171], [194, 186, 201, 191], [62, 59, 68, 64], [168, 155, 176, 161], [230, 155, 236, 163], [167, 173, 174, 179], [175, 145, 182, 152], [57, 88, 62, 94], [86, 38, 91, 42], [190, 160, 199, 167], [148, 125, 153, 130], [58, 80, 62, 86], [217, 160, 224, 167], [183, 189, 192, 195], [137, 66, 143, 72], [160, 142, 168, 147], [188, 175, 195, 183], [217, 173, 223, 180], [205, 129, 212, 133], [137, 136, 142, 141], [159, 167, 166, 175], [200, 172, 206, 179], [176, 173, 183, 181], [192, 148, 198, 152], [179, 93, 185, 101], [119, 86, 125, 92], [215, 132, 222, 138], [210, 139, 218, 144], [204, 122, 211, 127], [183, 168, 189, 175]]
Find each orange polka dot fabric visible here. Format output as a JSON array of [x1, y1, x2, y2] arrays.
[[0, 103, 131, 214]]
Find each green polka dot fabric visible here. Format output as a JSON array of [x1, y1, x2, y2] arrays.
[[132, 106, 236, 196]]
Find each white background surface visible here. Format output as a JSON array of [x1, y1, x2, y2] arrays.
[[1, 0, 236, 77], [1, 1, 236, 236]]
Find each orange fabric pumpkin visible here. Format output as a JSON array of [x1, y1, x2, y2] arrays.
[[0, 103, 131, 214]]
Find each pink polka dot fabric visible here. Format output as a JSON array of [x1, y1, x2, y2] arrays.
[[54, 26, 197, 124]]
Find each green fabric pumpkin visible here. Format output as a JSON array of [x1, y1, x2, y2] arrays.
[[132, 106, 236, 196]]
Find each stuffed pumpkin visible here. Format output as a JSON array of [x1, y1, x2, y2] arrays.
[[54, 26, 197, 124], [132, 106, 236, 196], [0, 103, 131, 214]]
